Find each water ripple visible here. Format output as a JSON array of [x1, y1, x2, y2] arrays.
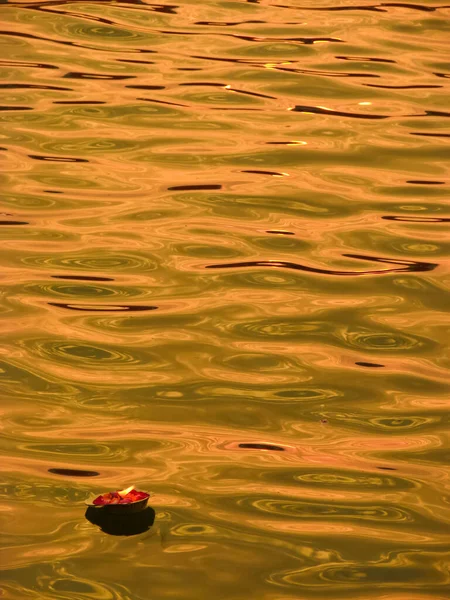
[[1, 1, 450, 598], [205, 255, 437, 276]]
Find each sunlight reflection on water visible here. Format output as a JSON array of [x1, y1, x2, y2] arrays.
[[1, 0, 450, 598]]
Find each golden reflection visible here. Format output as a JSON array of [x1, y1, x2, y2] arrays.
[[264, 62, 292, 69], [2, 0, 449, 596], [3, 539, 94, 570], [163, 543, 208, 553]]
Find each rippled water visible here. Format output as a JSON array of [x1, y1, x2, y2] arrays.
[[1, 0, 450, 598]]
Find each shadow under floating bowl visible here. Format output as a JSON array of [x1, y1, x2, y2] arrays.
[[85, 506, 155, 536]]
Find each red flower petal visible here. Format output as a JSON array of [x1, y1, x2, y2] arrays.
[[92, 489, 149, 505]]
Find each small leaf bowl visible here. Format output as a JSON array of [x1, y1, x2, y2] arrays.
[[85, 488, 150, 515]]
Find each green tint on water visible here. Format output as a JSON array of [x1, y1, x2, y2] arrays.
[[1, 0, 449, 598]]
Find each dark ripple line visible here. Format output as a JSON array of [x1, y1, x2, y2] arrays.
[[191, 55, 268, 66], [52, 275, 115, 282], [238, 443, 285, 451], [53, 100, 106, 105], [227, 87, 276, 100], [0, 59, 59, 69], [117, 59, 156, 65], [343, 253, 437, 271], [63, 72, 135, 80], [168, 184, 222, 191], [195, 20, 266, 26], [241, 170, 287, 176], [279, 66, 379, 78], [137, 96, 187, 107], [382, 216, 450, 222], [291, 105, 388, 119], [0, 83, 72, 91], [158, 28, 343, 45], [381, 2, 442, 10], [48, 302, 158, 312], [407, 180, 445, 184], [48, 468, 99, 477], [205, 255, 437, 275], [29, 154, 89, 163], [295, 3, 443, 11], [411, 132, 450, 138], [180, 82, 226, 87], [289, 5, 386, 12], [232, 34, 344, 45], [336, 55, 397, 64], [148, 2, 178, 14], [355, 362, 385, 368], [126, 85, 165, 90], [365, 84, 443, 89], [292, 106, 450, 119], [0, 221, 29, 225], [0, 106, 33, 111], [191, 56, 379, 79], [422, 110, 450, 117], [210, 107, 263, 111]]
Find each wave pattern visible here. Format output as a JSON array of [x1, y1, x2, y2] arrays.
[[1, 0, 450, 599]]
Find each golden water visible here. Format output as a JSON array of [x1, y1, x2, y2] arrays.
[[1, 0, 450, 598]]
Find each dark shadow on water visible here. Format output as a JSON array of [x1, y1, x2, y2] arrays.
[[48, 468, 100, 477], [0, 220, 29, 225], [290, 105, 387, 119], [52, 275, 115, 282], [239, 443, 285, 451], [355, 361, 385, 368], [85, 506, 156, 536], [29, 154, 88, 163], [205, 254, 437, 276], [168, 184, 222, 191], [382, 216, 450, 223], [48, 302, 158, 312], [406, 180, 445, 185]]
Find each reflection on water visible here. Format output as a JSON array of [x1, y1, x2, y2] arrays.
[[1, 0, 450, 598], [85, 506, 156, 536]]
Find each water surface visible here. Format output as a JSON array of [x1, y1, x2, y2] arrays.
[[1, 0, 450, 598]]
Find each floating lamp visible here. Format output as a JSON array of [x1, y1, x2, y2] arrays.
[[86, 485, 150, 514]]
